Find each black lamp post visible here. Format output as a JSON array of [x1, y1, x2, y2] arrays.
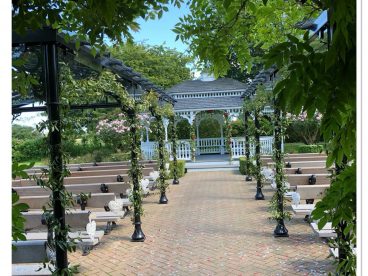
[[254, 110, 264, 200], [273, 105, 289, 237], [171, 115, 179, 185], [244, 110, 252, 182]]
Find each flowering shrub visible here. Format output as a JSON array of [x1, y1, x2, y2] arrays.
[[285, 111, 322, 145], [96, 113, 149, 150]]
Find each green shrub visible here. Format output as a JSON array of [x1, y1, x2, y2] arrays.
[[12, 137, 48, 162], [239, 156, 257, 175], [284, 143, 305, 154], [297, 144, 323, 153], [239, 157, 246, 175], [169, 160, 186, 179]]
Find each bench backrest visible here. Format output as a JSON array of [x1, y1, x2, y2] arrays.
[[286, 174, 331, 186], [23, 210, 90, 230], [14, 183, 130, 197], [19, 193, 116, 209], [294, 184, 329, 200], [283, 167, 332, 175], [12, 240, 48, 264]]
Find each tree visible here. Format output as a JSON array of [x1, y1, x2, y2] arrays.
[[175, 0, 356, 273], [110, 43, 193, 89], [13, 0, 183, 50]]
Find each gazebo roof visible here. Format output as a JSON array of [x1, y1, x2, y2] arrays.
[[166, 78, 248, 94], [173, 96, 242, 112]]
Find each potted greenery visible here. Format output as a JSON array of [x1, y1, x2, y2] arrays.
[[76, 192, 91, 210]]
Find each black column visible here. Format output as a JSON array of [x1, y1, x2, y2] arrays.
[[43, 43, 68, 269], [273, 106, 288, 237], [254, 110, 264, 200], [129, 109, 145, 242], [157, 117, 168, 203], [244, 111, 252, 181], [171, 116, 179, 184]]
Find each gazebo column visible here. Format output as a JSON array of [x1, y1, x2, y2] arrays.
[[244, 110, 252, 181], [145, 126, 150, 142], [196, 121, 200, 155], [163, 118, 169, 142], [220, 124, 224, 154]]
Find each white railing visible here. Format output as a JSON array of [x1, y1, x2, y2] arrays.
[[141, 136, 274, 161], [196, 138, 224, 154], [141, 141, 191, 161], [231, 136, 274, 158]]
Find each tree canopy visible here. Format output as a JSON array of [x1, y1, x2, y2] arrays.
[[110, 43, 193, 88], [12, 0, 183, 50], [175, 0, 356, 273]]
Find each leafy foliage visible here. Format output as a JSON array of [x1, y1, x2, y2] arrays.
[[12, 162, 33, 248], [110, 43, 192, 89], [13, 0, 183, 50]]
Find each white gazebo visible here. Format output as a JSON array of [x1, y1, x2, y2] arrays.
[[141, 74, 274, 160]]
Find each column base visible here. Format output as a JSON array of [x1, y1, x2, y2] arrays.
[[273, 220, 289, 237], [255, 188, 265, 200], [131, 223, 145, 242], [159, 192, 168, 204]]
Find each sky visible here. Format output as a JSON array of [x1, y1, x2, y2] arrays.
[[132, 3, 191, 54]]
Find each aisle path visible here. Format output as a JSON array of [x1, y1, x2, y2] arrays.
[[70, 171, 335, 275]]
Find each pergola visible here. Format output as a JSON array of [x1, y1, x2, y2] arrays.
[[12, 27, 176, 271]]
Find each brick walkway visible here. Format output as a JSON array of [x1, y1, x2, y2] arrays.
[[69, 171, 335, 275]]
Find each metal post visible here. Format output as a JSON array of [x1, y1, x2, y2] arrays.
[[244, 111, 252, 181], [128, 109, 145, 242], [254, 110, 264, 200], [43, 43, 68, 270], [273, 105, 289, 237], [157, 115, 168, 204], [171, 116, 179, 184]]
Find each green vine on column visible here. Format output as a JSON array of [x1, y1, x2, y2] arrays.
[[190, 123, 196, 161], [224, 112, 233, 161], [269, 106, 291, 221], [170, 115, 179, 181]]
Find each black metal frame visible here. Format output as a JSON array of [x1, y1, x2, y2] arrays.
[[12, 27, 176, 270]]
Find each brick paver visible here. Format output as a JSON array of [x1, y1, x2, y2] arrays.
[[69, 171, 335, 275]]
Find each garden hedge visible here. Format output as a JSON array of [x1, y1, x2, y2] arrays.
[[297, 144, 323, 153], [169, 160, 186, 179]]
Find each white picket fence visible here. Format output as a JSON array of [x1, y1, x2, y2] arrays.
[[141, 141, 191, 160], [230, 136, 274, 158], [196, 138, 224, 154], [141, 136, 274, 161]]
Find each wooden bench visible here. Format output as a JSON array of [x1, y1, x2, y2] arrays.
[[13, 173, 154, 187], [25, 161, 158, 174], [23, 210, 90, 230], [291, 204, 316, 216], [22, 167, 155, 179], [283, 167, 333, 175], [286, 174, 331, 187], [262, 156, 326, 166], [267, 160, 327, 168], [25, 230, 105, 255], [14, 183, 130, 197], [329, 247, 356, 258], [12, 240, 52, 275], [310, 222, 337, 238], [19, 193, 116, 209], [291, 184, 330, 199]]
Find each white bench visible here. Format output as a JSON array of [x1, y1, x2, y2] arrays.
[[25, 230, 105, 255], [310, 222, 337, 238], [291, 204, 315, 216]]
